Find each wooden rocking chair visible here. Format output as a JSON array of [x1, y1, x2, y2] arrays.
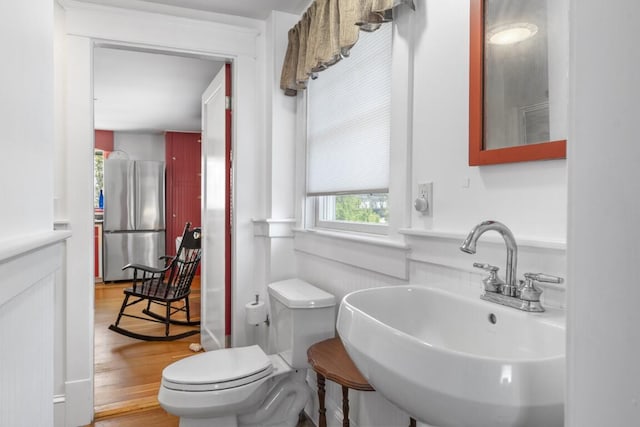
[[108, 222, 202, 341]]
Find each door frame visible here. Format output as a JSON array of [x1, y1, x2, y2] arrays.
[[62, 6, 264, 423]]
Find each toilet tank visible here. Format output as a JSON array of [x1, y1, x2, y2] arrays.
[[268, 279, 336, 369]]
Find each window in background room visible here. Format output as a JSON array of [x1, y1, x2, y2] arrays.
[[94, 150, 104, 209], [307, 23, 392, 235]]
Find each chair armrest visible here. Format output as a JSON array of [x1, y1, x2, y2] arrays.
[[122, 263, 170, 274], [158, 255, 176, 267]]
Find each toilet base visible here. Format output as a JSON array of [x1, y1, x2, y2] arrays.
[[171, 369, 309, 427], [180, 415, 237, 427]]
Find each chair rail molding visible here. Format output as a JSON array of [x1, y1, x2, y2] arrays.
[[0, 230, 71, 306], [252, 218, 296, 238]]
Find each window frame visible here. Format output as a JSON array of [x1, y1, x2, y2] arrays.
[[305, 24, 393, 235]]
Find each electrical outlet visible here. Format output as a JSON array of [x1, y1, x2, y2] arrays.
[[416, 182, 433, 216]]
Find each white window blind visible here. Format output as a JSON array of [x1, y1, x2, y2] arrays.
[[306, 24, 392, 196]]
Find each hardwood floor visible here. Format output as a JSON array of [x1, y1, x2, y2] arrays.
[[87, 407, 179, 427], [91, 279, 201, 424]]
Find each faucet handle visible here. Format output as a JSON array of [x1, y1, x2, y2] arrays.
[[519, 273, 563, 305], [473, 263, 504, 293], [473, 262, 498, 272], [523, 273, 564, 284]]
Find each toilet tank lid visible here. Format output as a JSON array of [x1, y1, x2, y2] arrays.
[[268, 279, 336, 308]]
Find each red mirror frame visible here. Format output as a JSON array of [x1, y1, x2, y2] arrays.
[[469, 0, 566, 166]]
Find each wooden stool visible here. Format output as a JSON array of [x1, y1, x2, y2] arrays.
[[307, 337, 417, 427], [307, 337, 374, 427]]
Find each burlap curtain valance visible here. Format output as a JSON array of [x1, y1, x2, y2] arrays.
[[280, 0, 414, 96]]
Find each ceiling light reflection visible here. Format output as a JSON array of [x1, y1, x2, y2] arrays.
[[487, 23, 538, 45]]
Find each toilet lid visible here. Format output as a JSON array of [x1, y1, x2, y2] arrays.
[[162, 345, 273, 392]]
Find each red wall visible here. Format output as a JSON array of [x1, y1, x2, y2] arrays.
[[95, 130, 114, 152], [165, 132, 202, 256]]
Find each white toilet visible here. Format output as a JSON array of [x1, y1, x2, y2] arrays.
[[158, 278, 336, 427]]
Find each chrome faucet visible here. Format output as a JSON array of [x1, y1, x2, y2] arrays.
[[460, 220, 563, 312], [460, 220, 518, 296]]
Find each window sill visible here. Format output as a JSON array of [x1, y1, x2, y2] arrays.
[[398, 227, 566, 250]]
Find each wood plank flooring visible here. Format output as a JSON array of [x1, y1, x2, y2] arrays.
[[88, 407, 179, 427], [90, 279, 202, 424]]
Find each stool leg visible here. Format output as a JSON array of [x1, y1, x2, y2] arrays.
[[342, 385, 350, 427], [317, 373, 327, 427]]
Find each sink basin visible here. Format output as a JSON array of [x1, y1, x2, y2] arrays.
[[336, 285, 565, 427]]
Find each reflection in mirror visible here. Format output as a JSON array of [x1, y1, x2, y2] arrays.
[[484, 0, 550, 149], [469, 0, 567, 165]]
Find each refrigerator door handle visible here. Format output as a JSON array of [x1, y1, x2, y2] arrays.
[[129, 161, 137, 229]]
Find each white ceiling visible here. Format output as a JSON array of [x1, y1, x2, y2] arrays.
[[87, 0, 309, 132], [77, 0, 310, 21], [93, 47, 224, 132]]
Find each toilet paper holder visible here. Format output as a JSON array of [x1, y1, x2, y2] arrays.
[[248, 294, 270, 326]]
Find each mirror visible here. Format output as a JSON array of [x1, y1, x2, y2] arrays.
[[469, 0, 567, 165]]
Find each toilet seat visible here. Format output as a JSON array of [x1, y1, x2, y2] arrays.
[[162, 345, 273, 392]]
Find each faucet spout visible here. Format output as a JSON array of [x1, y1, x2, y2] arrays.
[[460, 220, 518, 295]]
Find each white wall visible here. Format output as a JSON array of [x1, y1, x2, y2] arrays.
[[411, 0, 567, 241], [0, 1, 55, 237], [291, 0, 568, 425], [54, 1, 68, 222], [0, 1, 70, 426], [113, 131, 165, 161], [566, 0, 640, 425]]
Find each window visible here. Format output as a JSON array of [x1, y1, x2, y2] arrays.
[[316, 193, 389, 234], [94, 150, 104, 208], [307, 24, 392, 234]]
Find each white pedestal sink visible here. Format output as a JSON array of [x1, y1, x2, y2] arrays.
[[336, 285, 565, 427]]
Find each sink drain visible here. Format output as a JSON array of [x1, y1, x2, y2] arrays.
[[488, 313, 497, 324]]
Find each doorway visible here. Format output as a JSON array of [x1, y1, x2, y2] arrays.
[[91, 45, 230, 416]]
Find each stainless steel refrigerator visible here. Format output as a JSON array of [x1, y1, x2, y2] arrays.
[[103, 159, 166, 281]]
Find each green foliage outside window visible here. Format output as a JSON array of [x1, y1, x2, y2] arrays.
[[335, 194, 388, 224]]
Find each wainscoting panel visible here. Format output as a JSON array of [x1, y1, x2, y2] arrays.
[[0, 276, 55, 427], [0, 233, 68, 427]]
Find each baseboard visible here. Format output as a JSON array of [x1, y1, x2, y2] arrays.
[[65, 378, 93, 427], [54, 395, 66, 427]]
